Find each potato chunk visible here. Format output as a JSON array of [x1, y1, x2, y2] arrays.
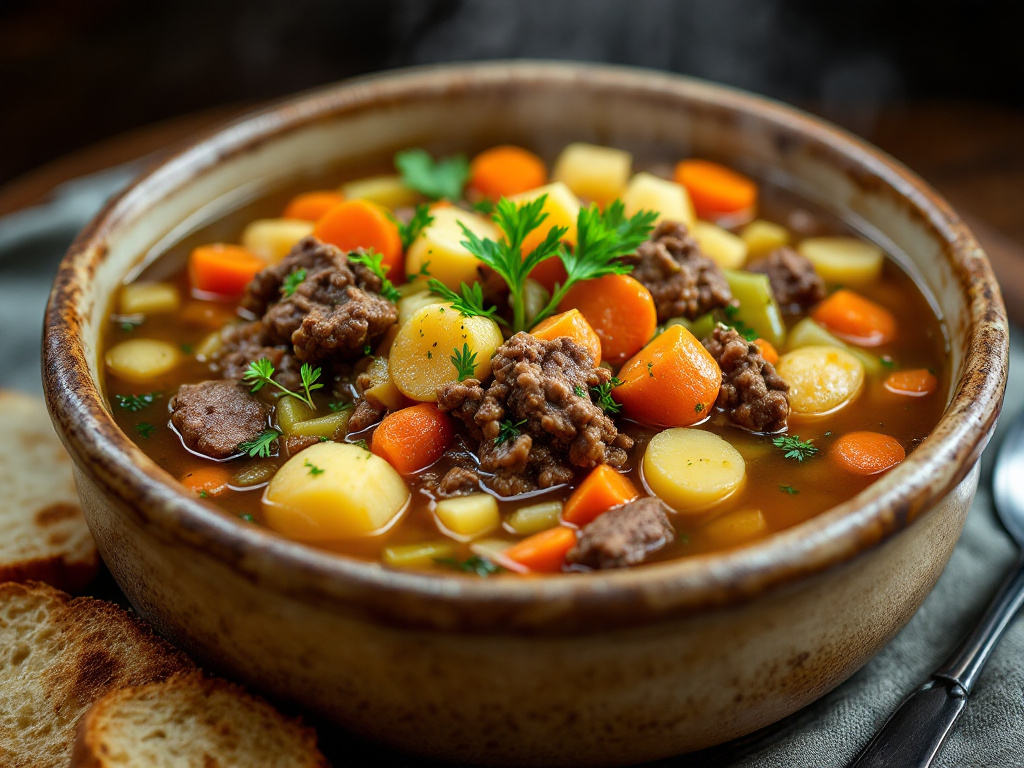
[[340, 174, 420, 209], [105, 339, 181, 382], [507, 182, 581, 249], [693, 222, 748, 269], [701, 508, 768, 549], [740, 219, 790, 258], [552, 143, 631, 204], [118, 282, 181, 315], [263, 442, 409, 541], [390, 303, 503, 402], [435, 493, 500, 540], [240, 218, 314, 262], [797, 237, 884, 287], [643, 428, 746, 513], [775, 345, 864, 417], [397, 290, 445, 327], [621, 173, 695, 229], [404, 207, 498, 289]]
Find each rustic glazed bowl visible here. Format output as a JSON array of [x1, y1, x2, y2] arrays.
[[44, 62, 1008, 766]]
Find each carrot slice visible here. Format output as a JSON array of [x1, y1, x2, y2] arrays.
[[614, 324, 722, 428], [311, 200, 403, 276], [557, 274, 656, 364], [468, 145, 548, 200], [884, 368, 938, 397], [188, 244, 266, 299], [811, 289, 897, 347], [180, 465, 234, 497], [282, 190, 346, 222], [754, 338, 779, 366], [530, 309, 603, 365], [830, 431, 906, 476], [673, 159, 757, 219], [502, 525, 577, 573], [562, 465, 639, 526], [371, 403, 453, 475]]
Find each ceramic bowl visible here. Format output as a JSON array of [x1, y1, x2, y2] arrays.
[[43, 62, 1008, 766]]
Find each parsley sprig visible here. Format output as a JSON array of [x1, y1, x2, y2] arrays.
[[348, 250, 401, 303], [428, 279, 505, 325], [591, 378, 623, 415], [115, 392, 161, 412], [434, 555, 502, 577], [495, 417, 527, 446], [772, 435, 818, 462], [239, 428, 281, 458], [397, 204, 434, 250], [450, 343, 479, 382], [281, 268, 306, 298], [243, 358, 323, 410], [395, 149, 469, 201]]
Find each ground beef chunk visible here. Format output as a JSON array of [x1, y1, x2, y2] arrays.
[[703, 326, 789, 433], [567, 497, 675, 569], [625, 220, 733, 322], [240, 237, 397, 364], [437, 333, 633, 496], [169, 380, 269, 460], [285, 434, 322, 457], [214, 322, 303, 392], [436, 466, 481, 498], [747, 246, 825, 312], [347, 397, 386, 434]]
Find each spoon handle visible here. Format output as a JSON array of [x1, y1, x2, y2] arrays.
[[849, 553, 1024, 768]]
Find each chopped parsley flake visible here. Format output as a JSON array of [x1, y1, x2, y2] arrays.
[[135, 422, 155, 439], [779, 484, 799, 495], [238, 429, 280, 459], [304, 459, 325, 476], [434, 555, 502, 577], [281, 268, 307, 297], [772, 435, 818, 462], [115, 392, 160, 412], [495, 418, 527, 446]]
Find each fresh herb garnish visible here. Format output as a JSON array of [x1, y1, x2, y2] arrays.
[[495, 417, 527, 446], [428, 279, 505, 324], [573, 385, 586, 397], [348, 249, 401, 303], [721, 308, 758, 342], [115, 392, 161, 412], [328, 401, 354, 413], [395, 149, 470, 201], [304, 459, 325, 476], [471, 198, 495, 215], [199, 490, 209, 498], [772, 435, 818, 462], [135, 422, 155, 439], [281, 268, 307, 297], [450, 343, 479, 382], [243, 358, 322, 410], [180, 343, 194, 355], [410, 260, 432, 280], [434, 555, 502, 577], [590, 378, 622, 415], [397, 204, 434, 250], [238, 428, 281, 458], [353, 438, 369, 451], [239, 513, 254, 522], [779, 484, 799, 495], [363, 344, 373, 357], [118, 317, 144, 332], [695, 402, 706, 413]]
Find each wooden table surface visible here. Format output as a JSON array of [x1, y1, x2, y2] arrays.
[[1, 100, 1020, 324]]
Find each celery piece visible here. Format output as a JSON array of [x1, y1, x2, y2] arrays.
[[231, 462, 277, 488], [785, 317, 883, 376], [723, 269, 786, 348], [505, 500, 563, 536], [276, 395, 316, 435], [290, 411, 351, 440], [383, 541, 458, 569]]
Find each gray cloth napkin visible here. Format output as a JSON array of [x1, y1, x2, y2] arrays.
[[1, 179, 1021, 768]]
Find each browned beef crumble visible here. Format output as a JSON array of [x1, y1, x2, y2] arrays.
[[169, 380, 270, 460], [437, 333, 633, 496], [347, 397, 387, 434], [285, 434, 322, 457], [703, 326, 789, 433], [241, 237, 397, 364], [567, 497, 675, 569], [214, 322, 304, 392], [747, 246, 825, 312], [624, 220, 733, 322], [419, 447, 483, 498]]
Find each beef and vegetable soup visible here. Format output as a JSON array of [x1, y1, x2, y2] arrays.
[[102, 142, 947, 575]]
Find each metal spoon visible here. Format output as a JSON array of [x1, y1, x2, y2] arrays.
[[850, 409, 1024, 767]]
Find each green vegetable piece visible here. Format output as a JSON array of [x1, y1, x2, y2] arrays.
[[664, 312, 717, 342], [276, 395, 316, 435], [722, 269, 786, 348], [785, 317, 884, 375], [231, 462, 278, 488], [289, 411, 351, 440]]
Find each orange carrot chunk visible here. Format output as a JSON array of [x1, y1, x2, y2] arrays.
[[562, 465, 639, 527], [282, 190, 346, 222], [468, 145, 548, 200], [502, 525, 577, 573], [884, 368, 938, 397], [529, 309, 603, 365], [831, 431, 906, 476], [614, 324, 722, 428], [811, 289, 897, 347], [311, 199, 403, 276], [371, 403, 453, 475], [673, 159, 758, 219], [180, 465, 234, 498], [754, 338, 779, 366], [188, 244, 266, 299], [557, 274, 657, 364]]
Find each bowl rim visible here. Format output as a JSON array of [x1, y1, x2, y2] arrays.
[[43, 60, 1009, 633]]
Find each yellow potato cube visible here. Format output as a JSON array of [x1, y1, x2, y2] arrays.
[[241, 218, 314, 262], [383, 541, 457, 569], [405, 207, 498, 289], [263, 442, 409, 541], [435, 493, 500, 540], [621, 172, 695, 229], [507, 182, 581, 252], [797, 237, 884, 287], [552, 143, 632, 204], [340, 174, 420, 209], [775, 345, 865, 417], [118, 282, 181, 315], [701, 509, 768, 549], [643, 428, 746, 514], [692, 221, 748, 269], [360, 356, 406, 411], [741, 219, 790, 258], [505, 500, 563, 536], [105, 339, 181, 383]]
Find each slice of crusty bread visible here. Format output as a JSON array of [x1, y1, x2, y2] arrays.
[[70, 672, 329, 768], [0, 582, 194, 768], [0, 390, 97, 591]]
